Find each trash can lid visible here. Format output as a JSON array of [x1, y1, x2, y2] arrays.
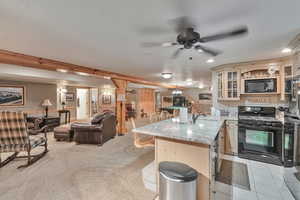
[[159, 161, 198, 182]]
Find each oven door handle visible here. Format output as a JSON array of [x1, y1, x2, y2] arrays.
[[238, 124, 282, 131]]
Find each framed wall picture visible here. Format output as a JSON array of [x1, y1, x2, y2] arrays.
[[102, 95, 111, 104], [199, 93, 212, 100], [65, 92, 75, 102], [0, 86, 25, 106]]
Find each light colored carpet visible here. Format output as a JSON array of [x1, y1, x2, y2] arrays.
[[0, 121, 156, 200]]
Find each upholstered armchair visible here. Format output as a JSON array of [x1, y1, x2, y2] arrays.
[[71, 112, 116, 145], [0, 111, 48, 168]]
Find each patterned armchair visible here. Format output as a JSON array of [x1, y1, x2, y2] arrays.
[[0, 111, 48, 169]]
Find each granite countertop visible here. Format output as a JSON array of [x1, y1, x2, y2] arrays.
[[132, 117, 225, 145]]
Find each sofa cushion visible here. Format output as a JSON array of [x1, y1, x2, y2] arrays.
[[91, 113, 107, 124]]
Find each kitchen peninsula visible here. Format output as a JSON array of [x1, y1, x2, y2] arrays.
[[132, 117, 226, 200]]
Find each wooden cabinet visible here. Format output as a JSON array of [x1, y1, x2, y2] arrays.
[[213, 57, 293, 102], [218, 125, 225, 156], [155, 137, 211, 200], [215, 124, 226, 176], [281, 65, 294, 101], [217, 70, 240, 100], [225, 120, 238, 155], [217, 72, 224, 99], [226, 71, 240, 99]]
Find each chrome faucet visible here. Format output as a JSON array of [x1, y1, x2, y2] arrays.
[[192, 114, 201, 124]]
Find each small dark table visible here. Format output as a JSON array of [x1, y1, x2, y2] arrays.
[[27, 116, 60, 131], [40, 117, 60, 131], [58, 110, 71, 124]]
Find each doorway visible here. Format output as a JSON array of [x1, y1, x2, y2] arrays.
[[90, 88, 99, 116], [76, 88, 89, 120]]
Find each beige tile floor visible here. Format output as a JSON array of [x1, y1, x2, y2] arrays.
[[214, 155, 295, 200]]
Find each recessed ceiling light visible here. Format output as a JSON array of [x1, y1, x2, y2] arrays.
[[76, 72, 90, 76], [172, 89, 182, 95], [206, 58, 215, 63], [161, 73, 173, 79], [57, 69, 68, 73], [198, 83, 204, 89], [282, 48, 292, 53], [186, 81, 193, 86], [103, 76, 111, 80], [197, 49, 203, 53], [186, 78, 192, 82]]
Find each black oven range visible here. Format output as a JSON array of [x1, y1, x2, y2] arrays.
[[238, 106, 283, 165]]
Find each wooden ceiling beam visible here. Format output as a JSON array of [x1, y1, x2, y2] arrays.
[[0, 49, 177, 89]]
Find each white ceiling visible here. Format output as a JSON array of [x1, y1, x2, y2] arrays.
[[0, 0, 300, 88]]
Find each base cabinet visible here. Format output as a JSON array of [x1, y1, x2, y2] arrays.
[[225, 120, 238, 155], [155, 137, 212, 200]]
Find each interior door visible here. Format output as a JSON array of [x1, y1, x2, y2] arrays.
[[76, 88, 89, 120]]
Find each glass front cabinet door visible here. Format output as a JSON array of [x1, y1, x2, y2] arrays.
[[217, 72, 224, 99], [227, 71, 238, 99], [217, 70, 240, 101]]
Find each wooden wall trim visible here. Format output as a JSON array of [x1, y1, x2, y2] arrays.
[[0, 49, 177, 89]]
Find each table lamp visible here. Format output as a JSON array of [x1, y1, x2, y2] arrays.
[[42, 99, 53, 118], [61, 101, 66, 110]]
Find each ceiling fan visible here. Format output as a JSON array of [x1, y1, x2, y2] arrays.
[[141, 17, 248, 59]]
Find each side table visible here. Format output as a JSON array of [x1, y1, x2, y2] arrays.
[[58, 110, 71, 124]]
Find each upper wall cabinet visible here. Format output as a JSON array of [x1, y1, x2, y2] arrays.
[[280, 65, 294, 101], [213, 57, 293, 102], [240, 68, 281, 94], [217, 72, 224, 99], [217, 70, 241, 101]]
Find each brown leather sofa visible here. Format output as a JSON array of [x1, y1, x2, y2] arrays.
[[71, 112, 116, 145]]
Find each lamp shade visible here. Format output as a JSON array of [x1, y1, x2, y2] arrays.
[[42, 99, 53, 107]]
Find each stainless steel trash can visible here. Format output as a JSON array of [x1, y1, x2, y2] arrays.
[[159, 161, 198, 200]]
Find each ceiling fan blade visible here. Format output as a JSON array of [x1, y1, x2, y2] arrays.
[[195, 45, 221, 57], [141, 42, 164, 48], [137, 27, 171, 35], [141, 42, 177, 48], [169, 16, 195, 33], [172, 48, 183, 59], [199, 26, 248, 43]]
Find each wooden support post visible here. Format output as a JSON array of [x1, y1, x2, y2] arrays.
[[112, 79, 128, 135]]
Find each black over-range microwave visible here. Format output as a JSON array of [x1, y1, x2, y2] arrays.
[[244, 78, 277, 93]]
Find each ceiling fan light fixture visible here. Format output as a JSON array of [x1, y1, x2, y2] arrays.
[[161, 73, 173, 79], [206, 58, 215, 63], [172, 89, 182, 95], [281, 48, 292, 53]]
